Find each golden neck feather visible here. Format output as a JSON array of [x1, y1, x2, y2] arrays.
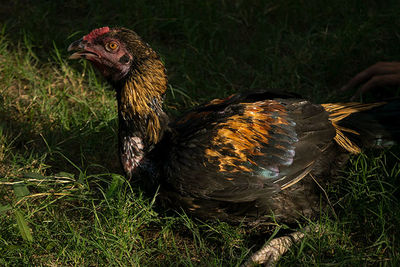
[[118, 57, 168, 144]]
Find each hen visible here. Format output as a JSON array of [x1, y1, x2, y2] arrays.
[[68, 27, 399, 265]]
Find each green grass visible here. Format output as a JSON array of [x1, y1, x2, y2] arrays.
[[1, 0, 400, 265]]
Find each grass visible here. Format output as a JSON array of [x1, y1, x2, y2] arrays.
[[0, 0, 400, 265]]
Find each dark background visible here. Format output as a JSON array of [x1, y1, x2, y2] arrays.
[[3, 0, 400, 103]]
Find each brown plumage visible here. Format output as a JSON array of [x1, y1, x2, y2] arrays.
[[68, 27, 399, 225]]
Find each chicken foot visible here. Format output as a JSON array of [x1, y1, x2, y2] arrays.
[[242, 225, 318, 267]]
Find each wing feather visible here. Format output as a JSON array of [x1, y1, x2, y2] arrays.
[[164, 93, 335, 206]]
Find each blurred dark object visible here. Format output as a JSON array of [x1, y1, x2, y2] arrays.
[[341, 62, 400, 101]]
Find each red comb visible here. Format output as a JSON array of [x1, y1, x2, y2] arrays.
[[83, 27, 110, 41]]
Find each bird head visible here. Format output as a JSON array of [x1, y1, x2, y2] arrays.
[[68, 26, 156, 82], [68, 27, 168, 148]]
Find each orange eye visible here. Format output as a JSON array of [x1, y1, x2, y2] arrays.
[[106, 41, 119, 51]]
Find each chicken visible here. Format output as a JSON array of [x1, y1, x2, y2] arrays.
[[68, 26, 400, 265]]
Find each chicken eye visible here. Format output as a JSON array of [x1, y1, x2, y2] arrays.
[[105, 41, 119, 52]]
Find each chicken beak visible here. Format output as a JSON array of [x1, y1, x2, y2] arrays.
[[68, 38, 96, 60]]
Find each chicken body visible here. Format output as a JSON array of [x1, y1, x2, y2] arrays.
[[68, 27, 396, 225], [155, 93, 339, 224]]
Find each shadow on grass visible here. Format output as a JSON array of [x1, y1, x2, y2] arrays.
[[0, 105, 121, 178], [2, 0, 400, 103]]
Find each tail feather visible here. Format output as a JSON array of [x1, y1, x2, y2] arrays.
[[322, 101, 399, 153]]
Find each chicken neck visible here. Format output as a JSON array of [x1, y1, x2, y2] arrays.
[[114, 56, 168, 177]]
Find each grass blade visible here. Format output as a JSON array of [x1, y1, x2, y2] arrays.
[[14, 209, 33, 242], [12, 184, 30, 200], [0, 204, 12, 214]]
